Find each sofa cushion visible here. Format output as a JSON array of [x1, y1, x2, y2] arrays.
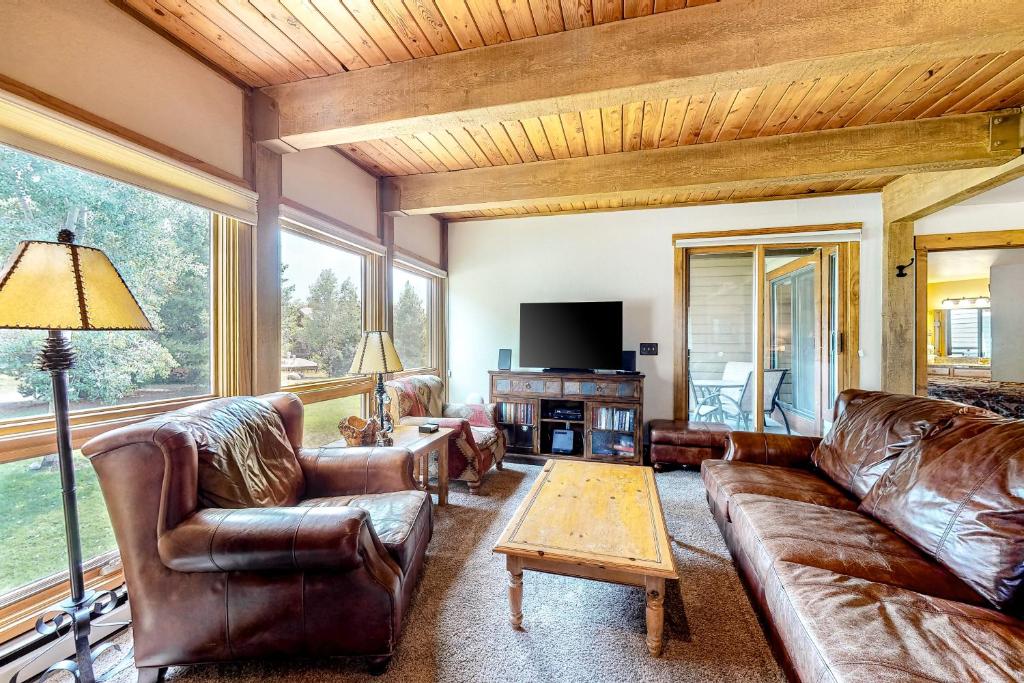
[[860, 413, 1024, 614], [301, 490, 432, 574], [763, 560, 1024, 683], [813, 389, 989, 499], [701, 460, 857, 522], [729, 494, 984, 605]]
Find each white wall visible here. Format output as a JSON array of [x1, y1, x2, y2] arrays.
[[991, 264, 1024, 381], [448, 194, 884, 421], [916, 200, 1024, 235], [395, 214, 442, 264], [0, 0, 245, 177], [282, 148, 378, 235]]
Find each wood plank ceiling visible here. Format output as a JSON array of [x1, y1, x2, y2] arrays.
[[119, 0, 718, 85], [114, 1, 1024, 220]]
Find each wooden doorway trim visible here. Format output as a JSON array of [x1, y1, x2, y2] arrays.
[[673, 234, 861, 430], [912, 228, 1024, 395]]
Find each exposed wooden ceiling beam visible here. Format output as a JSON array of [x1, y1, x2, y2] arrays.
[[383, 112, 1020, 214], [259, 0, 1024, 150], [884, 153, 1024, 222]]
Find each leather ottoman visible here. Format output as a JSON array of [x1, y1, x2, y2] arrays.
[[650, 419, 731, 469]]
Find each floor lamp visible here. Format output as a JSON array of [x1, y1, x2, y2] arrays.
[[0, 229, 153, 683], [350, 331, 404, 446]]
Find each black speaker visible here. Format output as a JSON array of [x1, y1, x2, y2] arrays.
[[621, 350, 636, 372], [497, 348, 512, 370]]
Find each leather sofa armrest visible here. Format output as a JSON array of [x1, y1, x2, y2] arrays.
[[297, 446, 417, 497], [158, 506, 375, 573], [725, 431, 822, 469]]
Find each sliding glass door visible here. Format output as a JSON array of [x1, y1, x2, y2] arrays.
[[679, 241, 858, 437], [686, 251, 758, 430], [764, 248, 822, 436]]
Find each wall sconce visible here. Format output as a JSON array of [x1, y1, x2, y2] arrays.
[[942, 296, 991, 309]]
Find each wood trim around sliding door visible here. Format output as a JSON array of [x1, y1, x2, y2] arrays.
[[673, 246, 688, 419], [674, 236, 861, 430]]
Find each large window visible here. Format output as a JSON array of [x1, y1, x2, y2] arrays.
[[945, 307, 992, 357], [280, 228, 365, 386], [0, 144, 213, 422], [0, 143, 217, 617], [392, 266, 433, 370], [0, 453, 115, 598]]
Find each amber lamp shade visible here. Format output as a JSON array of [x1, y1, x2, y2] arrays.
[[0, 230, 152, 331], [350, 330, 404, 375]]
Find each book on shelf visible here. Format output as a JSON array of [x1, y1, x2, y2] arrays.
[[498, 402, 534, 425], [593, 407, 635, 432]]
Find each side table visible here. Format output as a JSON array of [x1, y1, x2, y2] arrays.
[[326, 424, 452, 505]]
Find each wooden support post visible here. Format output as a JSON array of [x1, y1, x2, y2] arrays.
[[880, 219, 916, 394], [379, 179, 395, 334], [247, 92, 283, 394]]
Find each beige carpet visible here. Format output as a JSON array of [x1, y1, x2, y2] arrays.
[[98, 463, 783, 682]]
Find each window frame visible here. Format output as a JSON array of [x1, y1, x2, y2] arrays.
[[278, 217, 382, 408], [391, 255, 446, 380], [0, 211, 247, 466], [944, 307, 991, 358]]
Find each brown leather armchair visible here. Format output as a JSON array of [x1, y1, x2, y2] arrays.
[[82, 393, 432, 681]]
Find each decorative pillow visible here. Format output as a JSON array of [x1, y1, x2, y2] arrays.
[[860, 413, 1024, 614], [813, 390, 991, 499], [442, 402, 496, 426], [177, 397, 304, 509]]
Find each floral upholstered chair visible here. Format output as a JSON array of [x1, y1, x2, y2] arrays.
[[384, 374, 505, 494]]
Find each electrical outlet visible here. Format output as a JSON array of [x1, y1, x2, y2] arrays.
[[639, 343, 658, 356]]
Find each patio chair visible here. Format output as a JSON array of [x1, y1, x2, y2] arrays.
[[699, 366, 791, 433]]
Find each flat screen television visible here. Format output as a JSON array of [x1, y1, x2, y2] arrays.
[[519, 301, 623, 371]]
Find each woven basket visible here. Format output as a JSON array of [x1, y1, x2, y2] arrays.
[[338, 415, 379, 446]]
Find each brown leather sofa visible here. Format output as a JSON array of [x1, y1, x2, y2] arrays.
[[82, 393, 431, 680], [702, 389, 1023, 682]]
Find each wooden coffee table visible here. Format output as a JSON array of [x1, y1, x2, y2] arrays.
[[493, 459, 678, 655], [326, 424, 452, 505]]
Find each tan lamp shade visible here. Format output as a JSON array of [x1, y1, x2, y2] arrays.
[[0, 233, 153, 331], [350, 331, 404, 374]]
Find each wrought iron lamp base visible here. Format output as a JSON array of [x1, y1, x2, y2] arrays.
[[15, 589, 121, 683], [9, 331, 120, 683], [374, 371, 394, 446]]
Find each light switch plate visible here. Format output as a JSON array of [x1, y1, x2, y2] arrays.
[[639, 343, 658, 356]]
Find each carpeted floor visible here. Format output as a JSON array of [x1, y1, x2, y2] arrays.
[[98, 463, 783, 683]]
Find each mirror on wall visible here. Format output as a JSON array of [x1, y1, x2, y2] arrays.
[[926, 248, 1024, 383]]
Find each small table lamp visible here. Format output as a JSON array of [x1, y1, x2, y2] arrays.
[[350, 331, 404, 446], [0, 229, 152, 683]]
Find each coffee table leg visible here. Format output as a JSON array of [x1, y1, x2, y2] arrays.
[[645, 576, 666, 656], [507, 556, 524, 628], [437, 440, 449, 506]]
